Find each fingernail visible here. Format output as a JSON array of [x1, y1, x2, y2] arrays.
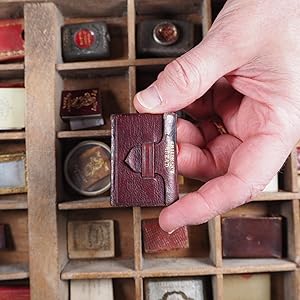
[[136, 85, 162, 110], [176, 143, 179, 155], [168, 228, 178, 235]]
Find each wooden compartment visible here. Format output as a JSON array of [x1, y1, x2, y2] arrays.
[[221, 201, 297, 269], [61, 208, 135, 280], [135, 0, 210, 59], [63, 16, 128, 60], [58, 67, 131, 133], [0, 211, 28, 281], [141, 207, 210, 259], [143, 275, 213, 300], [222, 271, 296, 300], [57, 137, 111, 202], [0, 141, 27, 209]]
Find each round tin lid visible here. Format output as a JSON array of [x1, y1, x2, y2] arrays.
[[74, 28, 96, 49], [64, 140, 111, 196], [153, 22, 179, 46]]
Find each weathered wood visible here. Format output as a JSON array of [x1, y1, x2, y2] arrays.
[[209, 216, 222, 267], [57, 129, 111, 139], [142, 257, 216, 277], [283, 151, 299, 192], [0, 211, 28, 265], [133, 207, 142, 271], [222, 258, 296, 274], [61, 259, 135, 280], [128, 0, 136, 60], [0, 131, 25, 141], [24, 3, 68, 300], [0, 264, 29, 281], [212, 274, 223, 300]]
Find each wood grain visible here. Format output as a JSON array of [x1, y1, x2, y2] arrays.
[[0, 264, 29, 281], [61, 259, 135, 280], [24, 3, 68, 300], [0, 131, 25, 141]]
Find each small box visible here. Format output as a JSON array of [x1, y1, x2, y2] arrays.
[[145, 277, 205, 300], [64, 140, 111, 196], [111, 113, 178, 207], [70, 279, 113, 300], [0, 88, 25, 130], [62, 22, 110, 62], [224, 274, 271, 300], [60, 88, 104, 130], [0, 286, 30, 300], [137, 19, 194, 57], [142, 218, 189, 253], [0, 19, 24, 62], [68, 220, 115, 259], [0, 153, 27, 195], [222, 217, 283, 258]]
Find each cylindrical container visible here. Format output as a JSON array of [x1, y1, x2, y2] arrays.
[[64, 140, 111, 196]]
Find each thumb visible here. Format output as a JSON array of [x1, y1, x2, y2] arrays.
[[134, 25, 248, 113]]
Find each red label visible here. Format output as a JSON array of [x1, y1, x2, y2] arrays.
[[74, 29, 95, 49]]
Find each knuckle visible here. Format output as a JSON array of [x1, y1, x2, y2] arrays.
[[161, 56, 202, 95]]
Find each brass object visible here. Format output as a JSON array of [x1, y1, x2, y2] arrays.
[[153, 22, 179, 46]]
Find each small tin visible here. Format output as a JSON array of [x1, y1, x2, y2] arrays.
[[152, 22, 179, 46], [64, 141, 111, 196], [137, 19, 194, 57], [62, 22, 111, 62]]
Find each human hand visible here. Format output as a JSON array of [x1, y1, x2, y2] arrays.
[[133, 0, 300, 233]]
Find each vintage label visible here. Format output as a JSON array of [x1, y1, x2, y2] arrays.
[[68, 220, 115, 259], [62, 89, 98, 113], [74, 28, 95, 49], [145, 278, 204, 300], [73, 221, 111, 251], [164, 137, 175, 174]]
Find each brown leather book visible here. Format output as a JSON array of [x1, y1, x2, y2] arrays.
[[111, 113, 178, 207], [142, 218, 189, 253], [222, 217, 283, 258]]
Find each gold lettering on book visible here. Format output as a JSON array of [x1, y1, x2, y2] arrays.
[[164, 139, 175, 174], [63, 90, 98, 112]]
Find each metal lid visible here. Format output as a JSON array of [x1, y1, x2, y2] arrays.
[[64, 140, 111, 196], [153, 22, 179, 46]]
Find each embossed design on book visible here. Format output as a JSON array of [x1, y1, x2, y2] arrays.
[[74, 222, 111, 251]]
